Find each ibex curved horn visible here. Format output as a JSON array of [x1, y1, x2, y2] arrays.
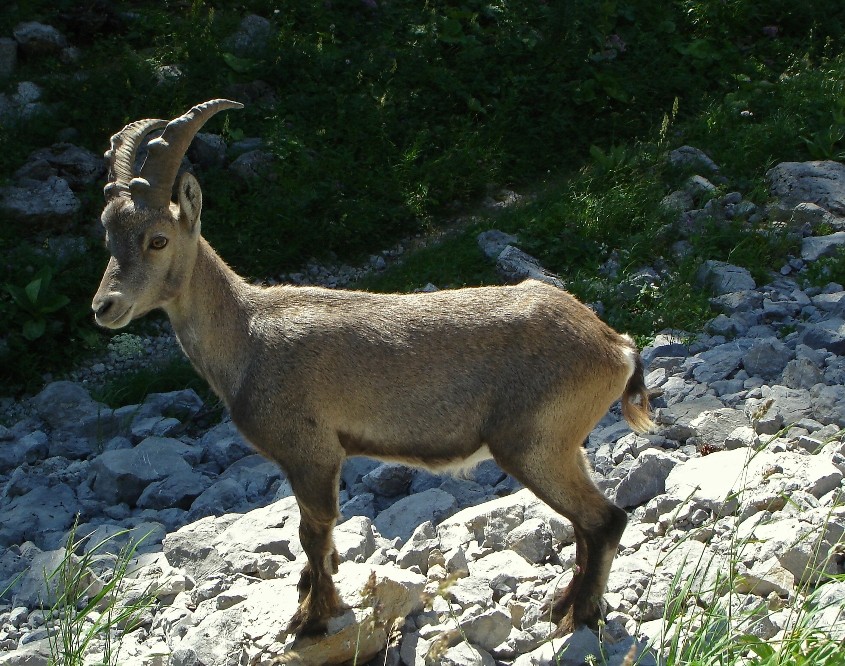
[[104, 99, 244, 208], [104, 118, 167, 201]]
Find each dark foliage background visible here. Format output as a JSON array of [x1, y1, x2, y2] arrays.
[[1, 0, 844, 392]]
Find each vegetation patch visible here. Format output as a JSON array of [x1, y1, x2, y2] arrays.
[[1, 1, 843, 392]]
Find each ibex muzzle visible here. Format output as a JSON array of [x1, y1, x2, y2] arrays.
[[93, 100, 653, 639]]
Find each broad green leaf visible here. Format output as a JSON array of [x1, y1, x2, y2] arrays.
[[25, 277, 43, 305], [737, 634, 775, 659], [222, 52, 256, 73], [40, 294, 70, 314], [5, 283, 29, 309], [23, 319, 46, 340]]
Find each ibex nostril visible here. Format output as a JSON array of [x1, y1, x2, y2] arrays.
[[95, 300, 113, 317]]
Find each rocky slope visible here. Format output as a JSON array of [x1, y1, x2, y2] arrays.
[[1, 157, 845, 666]]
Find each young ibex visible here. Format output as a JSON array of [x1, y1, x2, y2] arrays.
[[92, 99, 652, 637]]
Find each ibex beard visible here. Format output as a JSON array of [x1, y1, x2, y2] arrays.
[[92, 99, 653, 638]]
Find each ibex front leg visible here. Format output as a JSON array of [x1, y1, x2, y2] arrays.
[[285, 456, 343, 637]]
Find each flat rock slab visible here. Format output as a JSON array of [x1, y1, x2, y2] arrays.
[[801, 232, 845, 261], [375, 487, 458, 542], [0, 176, 80, 224], [768, 160, 845, 215], [665, 449, 842, 514], [172, 563, 425, 666], [799, 318, 845, 355], [0, 484, 78, 549]]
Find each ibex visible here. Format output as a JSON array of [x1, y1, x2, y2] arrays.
[[92, 99, 653, 638]]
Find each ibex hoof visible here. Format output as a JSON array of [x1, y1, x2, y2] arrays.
[[552, 612, 578, 638], [286, 608, 329, 638], [542, 591, 573, 624], [551, 605, 603, 638]]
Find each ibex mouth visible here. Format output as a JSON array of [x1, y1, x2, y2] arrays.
[[94, 303, 134, 329]]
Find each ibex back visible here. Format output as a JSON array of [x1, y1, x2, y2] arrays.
[[92, 100, 653, 638]]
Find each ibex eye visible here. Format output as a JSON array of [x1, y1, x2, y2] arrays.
[[150, 236, 168, 250]]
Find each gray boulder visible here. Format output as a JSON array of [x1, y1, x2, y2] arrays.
[[362, 462, 413, 497], [685, 175, 717, 200], [224, 14, 273, 57], [375, 488, 458, 542], [691, 344, 746, 383], [782, 358, 825, 389], [216, 454, 282, 502], [10, 548, 100, 608], [742, 340, 793, 380], [228, 149, 274, 181], [136, 470, 213, 510], [0, 431, 48, 471], [460, 606, 512, 652], [187, 132, 228, 168], [0, 176, 80, 224], [669, 146, 719, 172], [341, 492, 376, 521], [136, 436, 204, 466], [15, 143, 105, 188], [799, 318, 845, 355], [711, 290, 763, 313], [200, 421, 254, 470], [613, 450, 678, 509], [342, 456, 381, 492], [689, 408, 750, 449], [504, 517, 554, 563], [696, 260, 756, 295], [12, 22, 67, 57], [187, 478, 248, 521], [801, 232, 845, 262], [141, 389, 205, 421], [808, 580, 845, 641], [469, 459, 506, 487], [768, 160, 845, 216], [660, 189, 694, 213], [395, 521, 439, 573], [812, 291, 845, 315], [477, 229, 518, 259], [791, 201, 845, 230], [48, 436, 95, 460], [666, 449, 842, 514], [334, 515, 377, 563], [31, 381, 99, 429], [0, 484, 78, 549], [91, 445, 192, 506], [496, 245, 565, 288]]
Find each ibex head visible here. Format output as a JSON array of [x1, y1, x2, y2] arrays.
[[92, 99, 243, 328]]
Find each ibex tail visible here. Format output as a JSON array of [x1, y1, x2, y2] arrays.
[[621, 344, 653, 433]]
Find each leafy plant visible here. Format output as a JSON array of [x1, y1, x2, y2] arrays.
[[5, 266, 70, 341], [801, 247, 845, 288]]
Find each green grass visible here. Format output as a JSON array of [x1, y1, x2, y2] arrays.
[[44, 522, 158, 666], [354, 227, 502, 293]]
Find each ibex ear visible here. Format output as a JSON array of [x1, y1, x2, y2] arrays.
[[176, 172, 202, 234]]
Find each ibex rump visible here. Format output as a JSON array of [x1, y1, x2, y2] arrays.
[[92, 100, 652, 637]]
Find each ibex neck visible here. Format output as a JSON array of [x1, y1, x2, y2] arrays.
[[165, 236, 254, 407]]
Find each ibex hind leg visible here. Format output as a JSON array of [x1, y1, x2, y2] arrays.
[[284, 459, 344, 637], [496, 442, 626, 634]]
